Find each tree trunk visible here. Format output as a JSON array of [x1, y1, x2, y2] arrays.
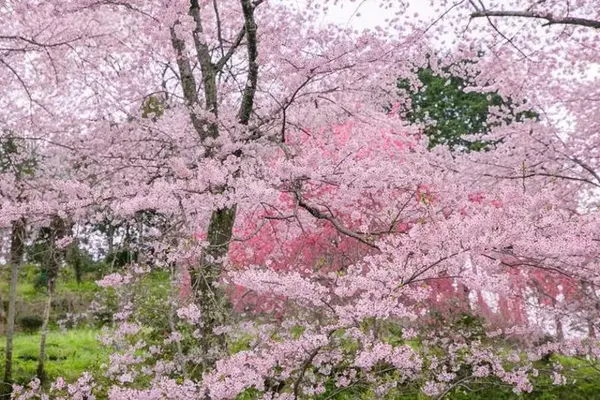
[[555, 316, 564, 341], [36, 276, 55, 385], [2, 218, 26, 397], [169, 263, 187, 378], [107, 223, 115, 256], [192, 207, 236, 367], [0, 293, 4, 337], [169, 0, 259, 370]]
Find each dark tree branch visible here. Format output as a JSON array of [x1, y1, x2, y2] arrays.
[[471, 10, 600, 30], [293, 346, 322, 399], [471, 1, 532, 59], [280, 76, 314, 142], [569, 156, 600, 184], [215, 27, 245, 72], [212, 0, 226, 59], [189, 0, 219, 137], [294, 192, 379, 249], [238, 0, 259, 125], [292, 329, 337, 399], [169, 26, 204, 136], [80, 0, 160, 22], [482, 172, 600, 187], [0, 35, 86, 49]]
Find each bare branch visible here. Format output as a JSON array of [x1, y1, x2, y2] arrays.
[[422, 0, 467, 35], [569, 156, 600, 184], [213, 0, 225, 59], [214, 27, 245, 72], [189, 0, 218, 129], [79, 0, 160, 22], [471, 10, 600, 30], [482, 172, 600, 188], [293, 346, 322, 399], [169, 26, 204, 136], [0, 58, 54, 114], [238, 0, 259, 125], [294, 192, 379, 250], [0, 34, 86, 49]]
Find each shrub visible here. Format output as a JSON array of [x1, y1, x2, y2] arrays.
[[18, 314, 44, 333]]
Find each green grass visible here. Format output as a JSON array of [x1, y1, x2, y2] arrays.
[[57, 279, 100, 295], [0, 270, 100, 300], [0, 329, 107, 384], [0, 281, 42, 301]]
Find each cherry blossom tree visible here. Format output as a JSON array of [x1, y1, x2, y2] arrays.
[[2, 0, 600, 399]]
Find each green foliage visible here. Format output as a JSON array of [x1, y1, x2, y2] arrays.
[[0, 131, 37, 176], [65, 243, 95, 284], [397, 62, 538, 151], [103, 248, 139, 269], [428, 311, 487, 344], [229, 334, 255, 354], [17, 315, 43, 333], [141, 95, 165, 120], [89, 288, 118, 326], [131, 271, 172, 332], [0, 263, 101, 332], [27, 236, 99, 291], [27, 227, 58, 291], [33, 268, 48, 291], [290, 325, 305, 339]]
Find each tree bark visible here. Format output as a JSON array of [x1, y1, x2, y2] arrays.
[[192, 207, 236, 366], [555, 316, 564, 341], [36, 276, 55, 385], [2, 218, 26, 397], [0, 294, 4, 338]]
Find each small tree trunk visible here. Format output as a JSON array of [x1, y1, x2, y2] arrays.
[[0, 293, 4, 337], [169, 263, 187, 378], [36, 276, 55, 385], [107, 223, 115, 256], [555, 316, 564, 341], [589, 320, 596, 339], [3, 218, 26, 395], [589, 300, 600, 339], [36, 216, 68, 385]]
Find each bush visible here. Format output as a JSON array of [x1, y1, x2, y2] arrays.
[[18, 314, 44, 333]]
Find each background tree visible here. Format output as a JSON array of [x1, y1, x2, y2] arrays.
[[34, 216, 70, 385], [0, 132, 35, 396], [397, 56, 538, 151]]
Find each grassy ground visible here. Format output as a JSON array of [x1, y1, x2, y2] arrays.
[[0, 329, 106, 385]]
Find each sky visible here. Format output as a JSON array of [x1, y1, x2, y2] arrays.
[[323, 0, 436, 29], [320, 0, 459, 52]]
